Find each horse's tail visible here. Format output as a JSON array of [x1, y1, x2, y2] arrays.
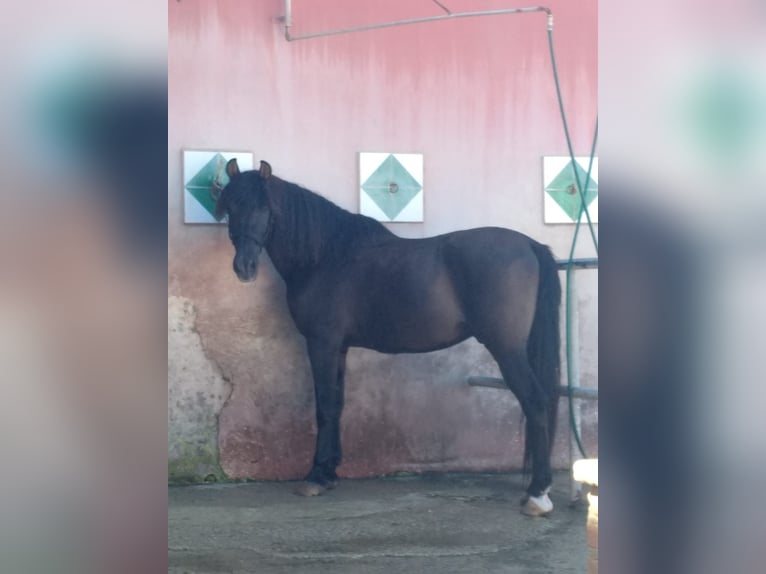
[[526, 241, 562, 468]]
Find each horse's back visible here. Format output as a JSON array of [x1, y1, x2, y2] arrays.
[[442, 226, 538, 261]]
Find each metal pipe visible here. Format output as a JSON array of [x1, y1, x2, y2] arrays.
[[284, 0, 292, 41], [467, 377, 598, 400], [556, 257, 598, 270], [283, 2, 552, 42], [431, 0, 452, 15]]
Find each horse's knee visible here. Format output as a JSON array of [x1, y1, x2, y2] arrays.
[[316, 400, 343, 424]]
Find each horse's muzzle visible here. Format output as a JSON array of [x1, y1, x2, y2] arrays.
[[233, 257, 258, 282]]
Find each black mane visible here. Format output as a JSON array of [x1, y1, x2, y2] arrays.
[[267, 176, 394, 267]]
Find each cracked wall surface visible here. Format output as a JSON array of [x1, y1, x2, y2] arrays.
[[168, 296, 231, 482]]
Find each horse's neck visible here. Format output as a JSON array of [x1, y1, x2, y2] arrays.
[[263, 190, 320, 284], [264, 225, 307, 284], [263, 182, 393, 284]]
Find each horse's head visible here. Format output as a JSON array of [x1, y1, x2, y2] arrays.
[[213, 158, 273, 282]]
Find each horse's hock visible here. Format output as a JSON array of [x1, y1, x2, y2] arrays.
[[573, 459, 598, 574]]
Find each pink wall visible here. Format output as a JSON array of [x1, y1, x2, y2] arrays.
[[169, 0, 597, 481], [169, 0, 596, 237]]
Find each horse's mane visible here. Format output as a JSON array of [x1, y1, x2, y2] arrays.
[[268, 176, 394, 267]]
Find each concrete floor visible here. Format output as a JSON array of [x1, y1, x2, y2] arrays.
[[169, 471, 586, 574]]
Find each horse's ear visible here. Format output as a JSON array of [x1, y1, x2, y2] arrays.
[[225, 158, 240, 179], [259, 160, 272, 180]]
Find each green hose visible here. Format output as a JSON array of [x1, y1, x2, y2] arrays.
[[547, 28, 599, 458], [564, 122, 597, 458]]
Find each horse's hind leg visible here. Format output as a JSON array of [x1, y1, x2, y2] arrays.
[[489, 346, 554, 516], [295, 340, 347, 497]]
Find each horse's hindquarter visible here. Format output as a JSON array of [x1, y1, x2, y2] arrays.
[[441, 228, 540, 346]]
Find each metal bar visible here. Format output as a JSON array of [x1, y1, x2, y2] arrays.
[[467, 376, 598, 400], [284, 0, 292, 41], [466, 376, 508, 390], [555, 257, 598, 270], [283, 2, 552, 42], [431, 0, 452, 15]]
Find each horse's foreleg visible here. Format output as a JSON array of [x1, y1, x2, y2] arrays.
[[295, 340, 347, 496]]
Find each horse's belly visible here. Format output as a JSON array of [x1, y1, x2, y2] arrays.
[[351, 279, 469, 353], [353, 319, 470, 354]]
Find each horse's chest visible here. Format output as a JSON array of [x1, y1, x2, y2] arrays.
[[285, 280, 351, 336]]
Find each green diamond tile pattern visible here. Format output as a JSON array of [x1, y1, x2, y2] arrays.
[[185, 153, 229, 217], [545, 160, 598, 222], [361, 154, 422, 220]]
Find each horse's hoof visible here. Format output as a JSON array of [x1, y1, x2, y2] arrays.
[[294, 482, 326, 497], [521, 490, 554, 516]]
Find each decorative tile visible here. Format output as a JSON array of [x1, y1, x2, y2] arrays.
[[183, 150, 253, 224], [360, 153, 423, 222], [543, 156, 599, 224]]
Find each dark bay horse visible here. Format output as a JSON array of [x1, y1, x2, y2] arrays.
[[214, 159, 562, 516]]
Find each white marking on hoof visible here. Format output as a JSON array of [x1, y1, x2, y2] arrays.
[[521, 488, 553, 516], [294, 482, 325, 497]]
